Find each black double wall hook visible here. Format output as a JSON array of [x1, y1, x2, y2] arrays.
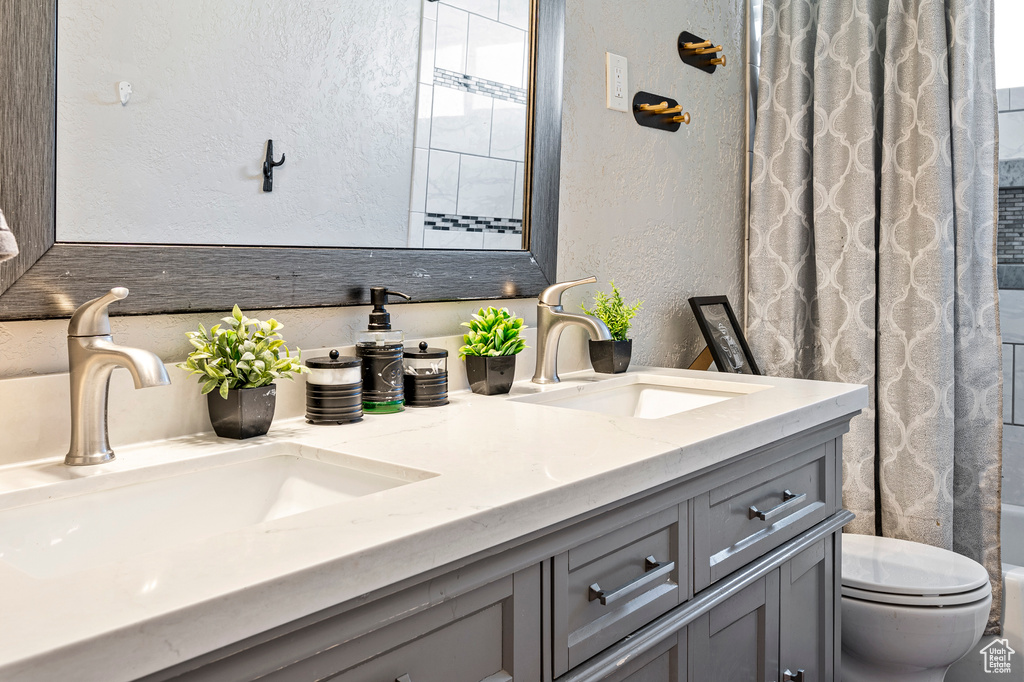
[[262, 140, 286, 192]]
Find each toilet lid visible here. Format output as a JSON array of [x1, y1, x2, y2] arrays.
[[842, 534, 990, 600]]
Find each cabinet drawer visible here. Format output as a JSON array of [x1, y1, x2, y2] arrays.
[[330, 602, 507, 682], [693, 442, 835, 590], [554, 505, 687, 676], [242, 571, 536, 682]]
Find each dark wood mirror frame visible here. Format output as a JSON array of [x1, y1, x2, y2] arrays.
[[0, 0, 563, 321]]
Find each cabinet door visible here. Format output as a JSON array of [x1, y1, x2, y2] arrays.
[[594, 629, 688, 682], [778, 538, 833, 682], [687, 573, 780, 682]]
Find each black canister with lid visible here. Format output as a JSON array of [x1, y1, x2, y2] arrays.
[[305, 350, 363, 424], [403, 342, 449, 408]]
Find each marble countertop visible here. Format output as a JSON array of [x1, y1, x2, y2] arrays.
[[0, 367, 867, 682]]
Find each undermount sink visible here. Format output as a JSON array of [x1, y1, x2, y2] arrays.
[[0, 443, 436, 578], [511, 373, 771, 420]]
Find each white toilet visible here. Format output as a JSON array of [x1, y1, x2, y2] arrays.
[[841, 533, 992, 682]]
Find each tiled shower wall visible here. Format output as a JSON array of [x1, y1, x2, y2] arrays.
[[999, 89, 1024, 267], [1001, 292, 1024, 507], [999, 88, 1024, 506], [999, 87, 1024, 161], [999, 187, 1024, 264], [407, 0, 529, 250]]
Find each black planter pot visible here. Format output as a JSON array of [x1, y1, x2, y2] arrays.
[[589, 339, 632, 374], [464, 355, 517, 395], [208, 384, 277, 439]]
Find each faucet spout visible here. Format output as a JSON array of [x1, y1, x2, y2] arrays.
[[87, 338, 172, 389], [558, 311, 613, 344], [64, 288, 171, 466]]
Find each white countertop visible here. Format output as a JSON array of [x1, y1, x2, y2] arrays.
[[0, 367, 867, 682]]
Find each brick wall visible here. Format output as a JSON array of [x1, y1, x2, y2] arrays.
[[999, 187, 1024, 264]]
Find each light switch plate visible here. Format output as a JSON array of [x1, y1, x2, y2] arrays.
[[606, 53, 628, 112]]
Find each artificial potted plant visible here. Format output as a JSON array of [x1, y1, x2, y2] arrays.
[[583, 282, 643, 374], [177, 305, 308, 439], [459, 306, 527, 395]]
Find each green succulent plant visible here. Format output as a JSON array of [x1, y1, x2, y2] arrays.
[[459, 306, 527, 358], [177, 305, 308, 399], [582, 282, 643, 342]]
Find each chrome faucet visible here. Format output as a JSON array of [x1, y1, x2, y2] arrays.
[[65, 288, 171, 466], [532, 276, 612, 384]]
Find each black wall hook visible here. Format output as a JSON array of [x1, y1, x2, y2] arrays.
[[262, 140, 286, 192]]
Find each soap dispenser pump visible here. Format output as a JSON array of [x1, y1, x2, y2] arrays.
[[356, 287, 411, 414]]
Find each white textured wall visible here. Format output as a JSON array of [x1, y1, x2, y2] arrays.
[[2, 0, 747, 392], [0, 301, 539, 378], [56, 0, 419, 247], [555, 0, 747, 369]]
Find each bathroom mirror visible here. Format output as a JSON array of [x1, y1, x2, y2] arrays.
[[0, 0, 563, 319]]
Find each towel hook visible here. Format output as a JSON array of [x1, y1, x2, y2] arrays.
[[262, 140, 286, 192]]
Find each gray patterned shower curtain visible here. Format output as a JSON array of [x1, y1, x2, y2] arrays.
[[747, 0, 1003, 631]]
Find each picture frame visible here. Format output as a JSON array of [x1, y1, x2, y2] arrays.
[[687, 295, 761, 375]]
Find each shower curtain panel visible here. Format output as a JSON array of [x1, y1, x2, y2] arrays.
[[748, 0, 1003, 631]]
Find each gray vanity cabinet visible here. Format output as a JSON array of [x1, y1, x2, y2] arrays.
[[688, 572, 780, 682], [601, 631, 688, 682], [778, 537, 836, 682], [688, 537, 833, 682], [147, 566, 542, 682], [138, 419, 853, 682], [552, 504, 688, 676]]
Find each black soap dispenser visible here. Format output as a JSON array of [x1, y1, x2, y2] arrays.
[[355, 287, 411, 414]]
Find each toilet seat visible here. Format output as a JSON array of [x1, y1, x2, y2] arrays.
[[841, 582, 991, 607], [842, 533, 991, 606]]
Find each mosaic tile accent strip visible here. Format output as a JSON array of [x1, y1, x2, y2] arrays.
[[1000, 187, 1024, 265], [433, 68, 527, 105], [425, 212, 523, 234]]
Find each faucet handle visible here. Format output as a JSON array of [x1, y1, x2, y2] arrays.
[[539, 276, 597, 306], [68, 287, 129, 337]]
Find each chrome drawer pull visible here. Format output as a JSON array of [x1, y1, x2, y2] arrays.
[[748, 490, 806, 521], [783, 669, 805, 682], [588, 555, 675, 606]]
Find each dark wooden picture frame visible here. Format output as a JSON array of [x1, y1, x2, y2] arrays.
[[0, 0, 565, 321], [688, 295, 761, 375]]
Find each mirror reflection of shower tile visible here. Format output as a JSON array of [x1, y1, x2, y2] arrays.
[[410, 149, 429, 212], [457, 155, 517, 218], [467, 14, 526, 88], [422, 0, 438, 21], [407, 212, 426, 248], [499, 0, 530, 30], [430, 87, 493, 157], [426, 150, 460, 215], [423, 228, 485, 249], [435, 5, 469, 73], [483, 231, 523, 250], [415, 85, 434, 148], [444, 0, 499, 21], [419, 17, 437, 85], [490, 100, 526, 161]]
